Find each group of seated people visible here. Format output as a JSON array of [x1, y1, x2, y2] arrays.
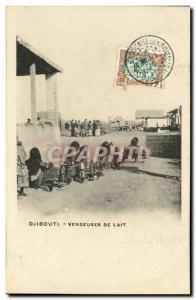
[[17, 137, 146, 197]]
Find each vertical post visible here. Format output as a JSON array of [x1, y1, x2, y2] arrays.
[[46, 73, 58, 111], [30, 63, 37, 126], [179, 106, 182, 126], [54, 75, 58, 111]]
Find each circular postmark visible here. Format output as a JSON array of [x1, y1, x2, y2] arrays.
[[124, 35, 174, 84]]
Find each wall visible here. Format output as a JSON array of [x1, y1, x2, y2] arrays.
[[146, 134, 181, 159], [17, 124, 60, 159], [147, 118, 167, 128]]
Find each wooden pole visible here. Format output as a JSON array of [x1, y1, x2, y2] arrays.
[[30, 63, 37, 126]]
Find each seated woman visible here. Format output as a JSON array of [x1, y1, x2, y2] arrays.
[[25, 147, 46, 188], [59, 141, 80, 184], [131, 137, 146, 160], [100, 141, 113, 157], [69, 142, 95, 182], [97, 141, 113, 169], [70, 141, 80, 151], [130, 137, 139, 147], [66, 141, 80, 164], [123, 137, 146, 162]]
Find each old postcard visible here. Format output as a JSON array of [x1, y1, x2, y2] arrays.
[[6, 6, 190, 294]]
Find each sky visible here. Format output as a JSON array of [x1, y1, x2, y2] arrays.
[[9, 6, 189, 123]]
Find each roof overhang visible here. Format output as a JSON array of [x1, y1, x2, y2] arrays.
[[167, 109, 178, 114], [16, 36, 63, 76]]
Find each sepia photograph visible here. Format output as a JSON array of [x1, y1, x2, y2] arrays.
[[16, 29, 181, 217], [6, 6, 190, 294]]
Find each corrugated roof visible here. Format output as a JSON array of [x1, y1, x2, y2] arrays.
[[135, 110, 164, 119]]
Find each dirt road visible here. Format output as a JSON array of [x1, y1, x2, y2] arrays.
[[18, 132, 181, 217]]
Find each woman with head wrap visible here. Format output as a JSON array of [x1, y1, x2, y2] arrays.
[[25, 147, 45, 188]]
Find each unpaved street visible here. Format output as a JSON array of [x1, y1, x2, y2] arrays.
[[18, 132, 181, 217]]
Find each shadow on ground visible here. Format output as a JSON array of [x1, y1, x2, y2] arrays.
[[120, 166, 180, 181]]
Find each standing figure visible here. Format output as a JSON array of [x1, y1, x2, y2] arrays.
[[80, 121, 85, 137], [83, 119, 88, 137], [70, 119, 74, 137], [17, 139, 29, 196], [77, 120, 81, 136], [92, 120, 96, 136], [95, 120, 101, 136], [88, 121, 92, 136], [74, 120, 79, 137]]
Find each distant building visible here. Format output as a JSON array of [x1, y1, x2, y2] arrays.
[[135, 110, 167, 129]]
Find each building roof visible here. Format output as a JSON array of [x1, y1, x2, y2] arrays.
[[167, 108, 178, 114], [135, 110, 164, 119], [16, 36, 63, 76]]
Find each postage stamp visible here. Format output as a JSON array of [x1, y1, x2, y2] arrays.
[[116, 48, 164, 87], [125, 35, 174, 84], [116, 35, 174, 87]]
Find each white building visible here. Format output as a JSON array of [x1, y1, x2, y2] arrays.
[[135, 110, 167, 129]]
